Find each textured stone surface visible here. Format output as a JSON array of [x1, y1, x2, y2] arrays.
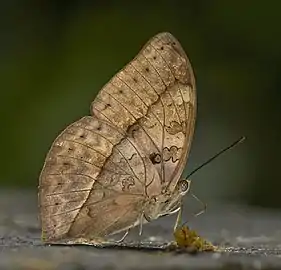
[[1, 189, 281, 269]]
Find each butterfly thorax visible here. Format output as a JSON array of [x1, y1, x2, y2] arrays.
[[143, 179, 191, 221], [143, 191, 180, 221]]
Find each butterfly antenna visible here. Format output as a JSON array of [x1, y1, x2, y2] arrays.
[[186, 136, 246, 179]]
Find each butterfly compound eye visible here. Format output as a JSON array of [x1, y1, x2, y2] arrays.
[[179, 180, 190, 194]]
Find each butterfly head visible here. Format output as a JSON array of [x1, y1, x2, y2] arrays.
[[160, 179, 192, 214], [143, 179, 191, 221]]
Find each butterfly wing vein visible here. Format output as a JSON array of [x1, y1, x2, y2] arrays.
[[38, 32, 196, 242]]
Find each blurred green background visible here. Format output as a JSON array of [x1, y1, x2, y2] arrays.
[[1, 1, 281, 208]]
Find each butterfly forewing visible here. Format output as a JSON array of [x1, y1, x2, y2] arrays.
[[39, 32, 196, 242]]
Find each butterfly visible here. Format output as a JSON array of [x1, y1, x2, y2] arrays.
[[38, 32, 196, 243]]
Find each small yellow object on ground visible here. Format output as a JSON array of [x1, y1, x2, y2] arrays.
[[173, 226, 216, 252]]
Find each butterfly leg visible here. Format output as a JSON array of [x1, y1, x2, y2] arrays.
[[173, 201, 183, 232], [191, 193, 207, 217], [178, 194, 207, 228], [138, 212, 145, 236], [115, 229, 130, 243]]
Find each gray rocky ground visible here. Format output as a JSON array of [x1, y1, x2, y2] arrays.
[[1, 189, 281, 270]]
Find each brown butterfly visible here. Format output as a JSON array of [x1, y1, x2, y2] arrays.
[[38, 32, 196, 243]]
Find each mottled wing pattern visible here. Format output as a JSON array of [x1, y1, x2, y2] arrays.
[[39, 32, 196, 242], [91, 32, 196, 192], [39, 116, 150, 241]]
